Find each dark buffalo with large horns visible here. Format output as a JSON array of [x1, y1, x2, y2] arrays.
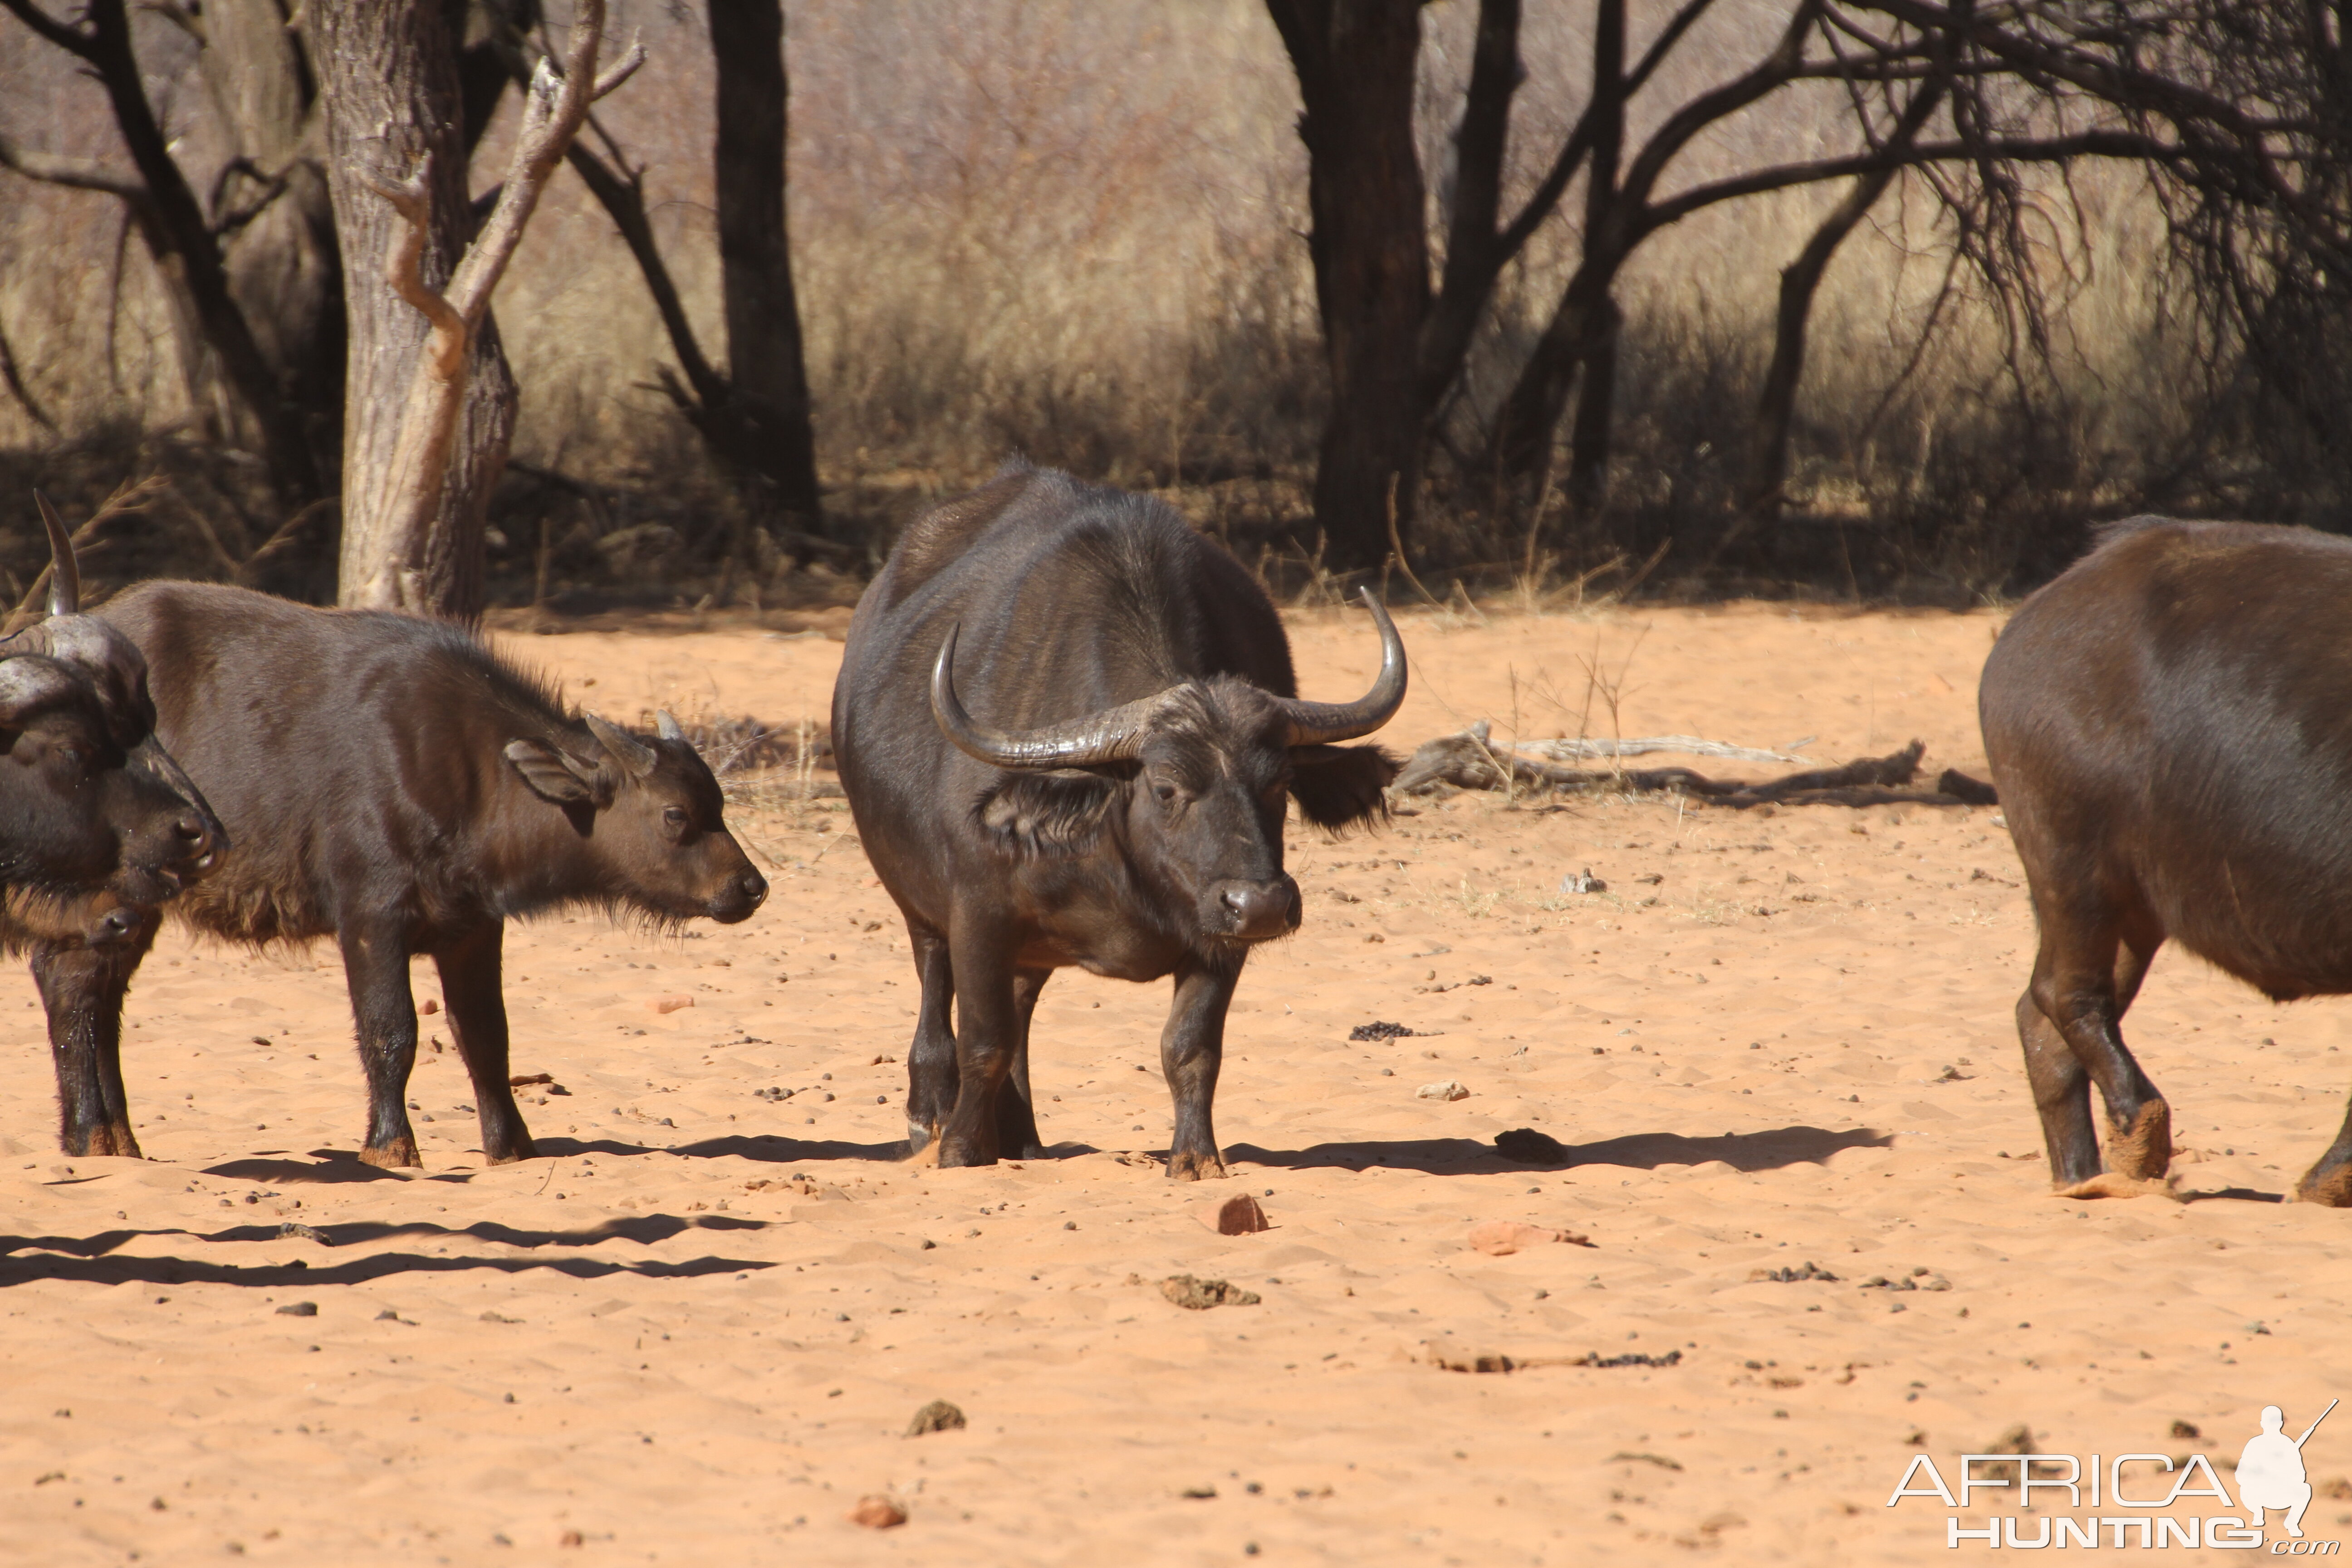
[[1983, 516, 2352, 1204], [34, 580, 769, 1163], [832, 463, 1406, 1177], [0, 493, 222, 906]]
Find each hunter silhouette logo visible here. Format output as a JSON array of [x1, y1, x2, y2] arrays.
[[1886, 1396, 2342, 1550], [2242, 1400, 2334, 1541]]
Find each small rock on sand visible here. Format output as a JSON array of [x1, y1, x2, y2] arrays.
[[1467, 1220, 1592, 1256], [1160, 1274, 1262, 1309], [1195, 1194, 1270, 1235], [847, 1494, 907, 1529], [274, 1301, 318, 1317], [905, 1399, 967, 1437], [1417, 1080, 1470, 1102]]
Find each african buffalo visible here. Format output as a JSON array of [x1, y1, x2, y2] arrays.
[[37, 581, 769, 1163], [1982, 516, 2352, 1203], [832, 463, 1405, 1177], [0, 494, 221, 907]]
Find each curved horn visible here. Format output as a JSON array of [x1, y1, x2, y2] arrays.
[[583, 712, 657, 778], [1276, 586, 1408, 745], [930, 622, 1162, 770], [654, 709, 685, 741], [33, 491, 79, 617]]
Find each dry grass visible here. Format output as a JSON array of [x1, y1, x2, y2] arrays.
[[0, 0, 2254, 605]]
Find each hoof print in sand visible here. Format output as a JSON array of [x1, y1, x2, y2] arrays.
[[1469, 1220, 1592, 1256], [1160, 1274, 1261, 1310], [847, 1495, 907, 1529], [905, 1399, 966, 1437], [1494, 1127, 1571, 1165], [1196, 1194, 1271, 1235]]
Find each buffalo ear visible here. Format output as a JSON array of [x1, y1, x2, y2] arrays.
[[1289, 742, 1398, 831], [504, 738, 609, 807]]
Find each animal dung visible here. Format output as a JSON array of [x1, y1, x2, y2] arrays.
[[274, 1301, 317, 1317], [1416, 1080, 1471, 1102], [905, 1399, 967, 1437], [1494, 1128, 1571, 1165], [508, 1072, 554, 1088], [1467, 1220, 1592, 1256], [846, 1494, 908, 1529], [418, 999, 439, 1014], [1195, 1194, 1271, 1235], [1349, 1020, 1422, 1041], [648, 995, 694, 1014], [1159, 1274, 1261, 1310]]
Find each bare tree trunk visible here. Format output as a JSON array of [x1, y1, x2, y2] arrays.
[[1738, 82, 1947, 531], [1, 0, 323, 509], [1266, 0, 1430, 573], [200, 0, 346, 567], [313, 0, 519, 617], [1490, 0, 1625, 524], [709, 0, 822, 531]]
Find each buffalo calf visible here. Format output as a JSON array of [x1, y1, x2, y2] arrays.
[[39, 582, 768, 1163], [1983, 517, 2352, 1203]]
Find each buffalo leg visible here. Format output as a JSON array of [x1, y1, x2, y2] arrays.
[[993, 967, 1049, 1160], [904, 924, 956, 1154], [435, 921, 535, 1165], [36, 912, 162, 1158], [1161, 955, 1239, 1181], [2019, 927, 2161, 1187], [2024, 909, 2169, 1183], [340, 917, 422, 1169], [938, 918, 1019, 1168], [2299, 1096, 2352, 1206]]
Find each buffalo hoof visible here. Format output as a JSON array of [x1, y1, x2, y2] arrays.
[[59, 1123, 142, 1159], [2104, 1099, 2171, 1181], [905, 1121, 935, 1157], [358, 1137, 422, 1170], [2053, 1171, 2177, 1200], [1166, 1148, 1228, 1182], [483, 1136, 538, 1166], [936, 1137, 996, 1169], [2294, 1164, 2352, 1206]]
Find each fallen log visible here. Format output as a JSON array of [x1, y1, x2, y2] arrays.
[[1392, 723, 1997, 808]]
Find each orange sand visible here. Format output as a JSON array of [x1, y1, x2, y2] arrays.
[[3, 602, 2348, 1564]]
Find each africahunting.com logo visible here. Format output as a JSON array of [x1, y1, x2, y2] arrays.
[[1887, 1399, 2338, 1551]]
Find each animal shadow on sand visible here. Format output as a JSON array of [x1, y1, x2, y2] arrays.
[[0, 1212, 774, 1290], [196, 1136, 908, 1183], [1226, 1124, 1891, 1176]]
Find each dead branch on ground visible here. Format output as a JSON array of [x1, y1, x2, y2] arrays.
[[1393, 722, 1997, 808]]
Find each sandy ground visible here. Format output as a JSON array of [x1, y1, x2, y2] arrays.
[[4, 601, 2351, 1566]]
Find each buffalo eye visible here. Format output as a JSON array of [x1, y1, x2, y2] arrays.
[[662, 805, 689, 829], [1152, 780, 1180, 805]]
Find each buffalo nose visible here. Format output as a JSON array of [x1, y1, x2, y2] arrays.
[[99, 907, 141, 942], [738, 870, 769, 907], [1219, 880, 1296, 940]]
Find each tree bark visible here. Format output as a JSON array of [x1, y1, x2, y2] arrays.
[[708, 0, 823, 529], [1266, 0, 1431, 573], [313, 0, 519, 618]]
